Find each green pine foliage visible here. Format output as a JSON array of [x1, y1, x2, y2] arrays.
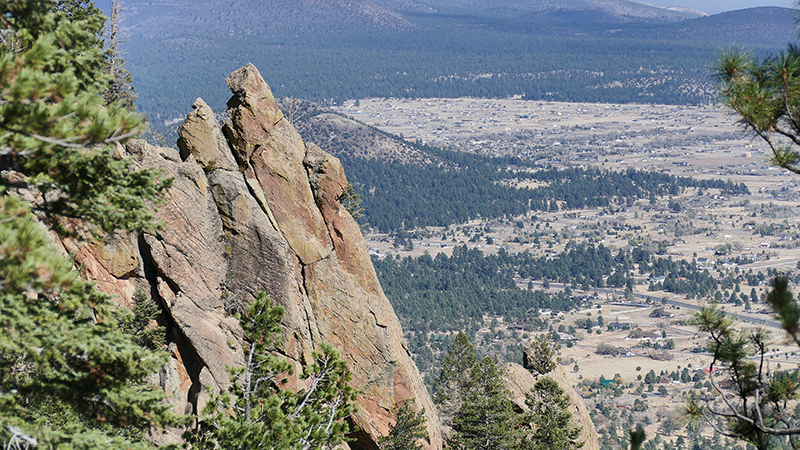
[[436, 332, 585, 450], [450, 356, 517, 450], [526, 335, 560, 376], [378, 400, 429, 450], [0, 192, 180, 448], [339, 183, 364, 221], [117, 287, 166, 351], [0, 1, 179, 447], [519, 377, 583, 450], [629, 424, 646, 450], [434, 331, 477, 427], [1, 0, 171, 233], [686, 277, 800, 450], [186, 293, 358, 450], [716, 46, 800, 175], [699, 17, 800, 447]]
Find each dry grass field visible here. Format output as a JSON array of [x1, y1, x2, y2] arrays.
[[335, 98, 800, 446]]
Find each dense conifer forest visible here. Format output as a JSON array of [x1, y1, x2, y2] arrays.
[[337, 143, 749, 232], [125, 7, 795, 123]]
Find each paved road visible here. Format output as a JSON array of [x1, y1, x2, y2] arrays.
[[525, 280, 784, 329], [662, 297, 782, 329]]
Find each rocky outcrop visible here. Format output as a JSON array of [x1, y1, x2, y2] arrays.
[[61, 64, 441, 449], [503, 362, 600, 450]]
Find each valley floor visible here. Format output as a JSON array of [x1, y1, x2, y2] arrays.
[[340, 98, 800, 448]]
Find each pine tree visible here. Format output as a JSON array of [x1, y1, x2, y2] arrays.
[[686, 277, 800, 449], [525, 334, 560, 376], [0, 1, 176, 447], [449, 356, 517, 450], [1, 0, 169, 232], [0, 192, 180, 448], [378, 400, 429, 450], [103, 0, 137, 110], [117, 287, 166, 351], [434, 331, 477, 428], [518, 377, 583, 450], [715, 46, 800, 174], [340, 183, 364, 221], [186, 293, 358, 450]]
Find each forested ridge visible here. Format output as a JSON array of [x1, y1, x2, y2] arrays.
[[285, 100, 750, 233], [124, 7, 795, 123]]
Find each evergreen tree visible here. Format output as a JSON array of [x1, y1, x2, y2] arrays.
[[716, 44, 800, 174], [434, 331, 477, 427], [1, 0, 169, 232], [0, 0, 176, 447], [117, 287, 166, 351], [0, 186, 179, 448], [525, 334, 560, 376], [52, 0, 102, 21], [629, 424, 646, 450], [449, 356, 517, 450], [186, 293, 358, 450], [687, 277, 800, 449], [340, 183, 364, 221], [103, 0, 137, 110], [518, 376, 583, 450], [378, 400, 429, 450]]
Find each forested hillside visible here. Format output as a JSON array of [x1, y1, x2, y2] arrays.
[[287, 102, 749, 232], [119, 0, 795, 124]]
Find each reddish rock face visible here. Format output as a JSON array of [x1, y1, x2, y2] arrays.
[[63, 64, 442, 449]]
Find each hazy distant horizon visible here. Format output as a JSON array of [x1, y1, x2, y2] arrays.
[[644, 0, 795, 14], [93, 0, 796, 18]]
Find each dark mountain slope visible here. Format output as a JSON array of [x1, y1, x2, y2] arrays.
[[124, 0, 413, 38], [121, 0, 796, 123], [605, 7, 797, 47], [372, 0, 704, 20]]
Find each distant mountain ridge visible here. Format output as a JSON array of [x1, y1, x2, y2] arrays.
[[121, 0, 709, 37], [373, 0, 705, 20], [597, 7, 797, 46], [122, 0, 797, 123], [124, 0, 415, 38]]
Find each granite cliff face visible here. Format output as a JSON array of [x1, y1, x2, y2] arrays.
[[58, 64, 441, 450]]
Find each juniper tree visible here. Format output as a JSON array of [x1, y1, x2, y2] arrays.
[[186, 293, 358, 450]]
